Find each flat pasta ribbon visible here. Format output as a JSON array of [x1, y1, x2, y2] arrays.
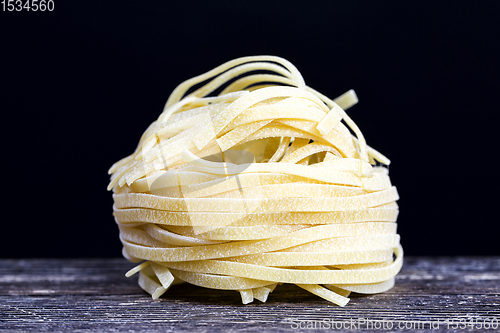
[[108, 55, 402, 306]]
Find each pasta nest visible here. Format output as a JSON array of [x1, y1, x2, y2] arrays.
[[108, 56, 402, 306]]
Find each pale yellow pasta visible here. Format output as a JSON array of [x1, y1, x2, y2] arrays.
[[108, 56, 402, 306]]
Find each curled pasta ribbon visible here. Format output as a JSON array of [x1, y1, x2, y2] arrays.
[[109, 55, 402, 306]]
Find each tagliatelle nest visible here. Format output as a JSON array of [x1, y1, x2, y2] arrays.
[[107, 55, 402, 306]]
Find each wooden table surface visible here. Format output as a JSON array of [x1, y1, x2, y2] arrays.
[[1, 257, 499, 332]]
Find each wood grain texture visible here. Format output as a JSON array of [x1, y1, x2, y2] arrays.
[[1, 257, 499, 332]]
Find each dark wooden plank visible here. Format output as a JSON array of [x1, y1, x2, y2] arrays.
[[1, 257, 499, 332]]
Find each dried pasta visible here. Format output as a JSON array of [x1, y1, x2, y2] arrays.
[[108, 55, 402, 306]]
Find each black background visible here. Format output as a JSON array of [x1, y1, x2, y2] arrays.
[[1, 1, 498, 258]]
